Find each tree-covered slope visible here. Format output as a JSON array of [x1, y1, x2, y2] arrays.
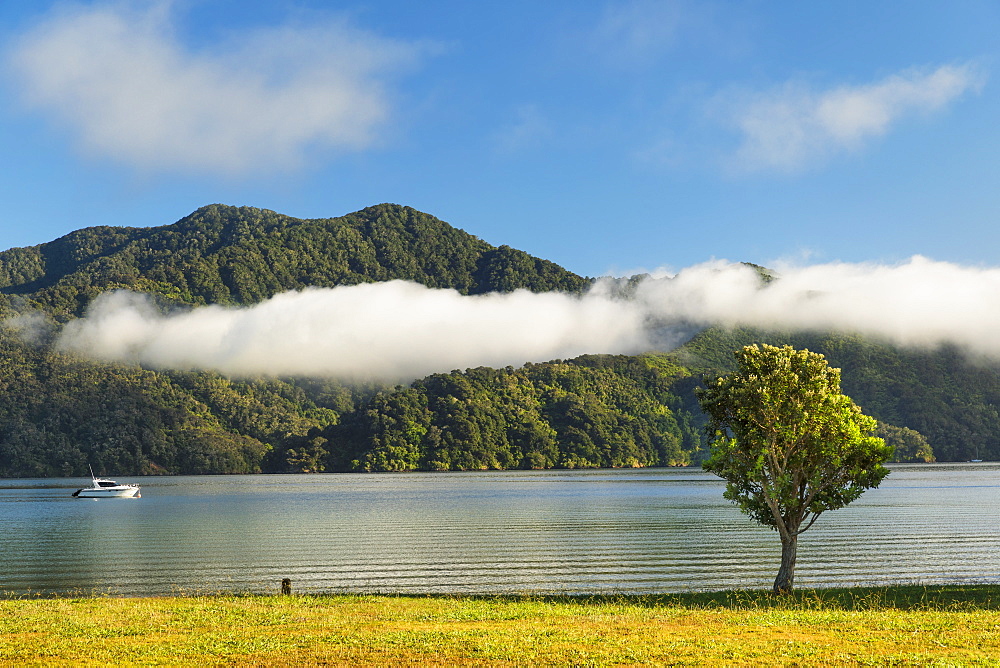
[[274, 354, 700, 473], [0, 203, 995, 476], [0, 203, 596, 477], [272, 338, 943, 474], [0, 203, 589, 320], [0, 329, 363, 477], [678, 327, 993, 462]]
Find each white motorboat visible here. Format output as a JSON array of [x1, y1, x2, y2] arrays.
[[72, 468, 141, 498]]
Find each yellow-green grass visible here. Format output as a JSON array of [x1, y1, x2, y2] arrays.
[[3, 586, 1000, 666]]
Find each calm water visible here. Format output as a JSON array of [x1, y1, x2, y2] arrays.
[[2, 464, 998, 596]]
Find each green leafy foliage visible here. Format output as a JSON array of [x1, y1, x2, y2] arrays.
[[0, 330, 350, 476], [2, 203, 999, 476], [0, 204, 590, 320], [878, 423, 935, 463], [683, 327, 997, 462], [280, 354, 697, 473], [698, 344, 893, 592]]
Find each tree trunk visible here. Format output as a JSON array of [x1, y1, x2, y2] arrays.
[[773, 533, 797, 594]]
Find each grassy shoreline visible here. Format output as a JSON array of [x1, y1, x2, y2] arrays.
[[4, 585, 1000, 665]]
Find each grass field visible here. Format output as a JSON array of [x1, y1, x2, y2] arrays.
[[3, 585, 1000, 666]]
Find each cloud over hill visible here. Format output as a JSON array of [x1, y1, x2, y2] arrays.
[[53, 256, 1000, 381]]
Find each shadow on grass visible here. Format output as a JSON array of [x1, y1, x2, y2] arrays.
[[397, 584, 1000, 612], [6, 584, 1000, 612]]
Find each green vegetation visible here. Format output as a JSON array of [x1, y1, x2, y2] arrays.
[[684, 327, 1000, 462], [878, 422, 935, 463], [699, 344, 892, 593], [3, 587, 1000, 665], [0, 203, 589, 321], [0, 330, 346, 477], [1, 203, 999, 476], [0, 204, 595, 477], [305, 354, 698, 472], [0, 319, 708, 476]]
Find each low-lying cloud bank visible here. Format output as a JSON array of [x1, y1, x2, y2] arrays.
[[632, 256, 1000, 352], [50, 256, 1000, 381], [55, 281, 649, 381]]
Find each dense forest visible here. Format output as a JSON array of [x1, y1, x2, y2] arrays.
[[676, 327, 990, 462], [0, 203, 990, 476], [0, 203, 588, 320], [279, 354, 699, 473]]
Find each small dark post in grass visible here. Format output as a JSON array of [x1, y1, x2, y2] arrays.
[[281, 578, 292, 595]]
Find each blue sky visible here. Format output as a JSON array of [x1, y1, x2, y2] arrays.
[[1, 1, 997, 278]]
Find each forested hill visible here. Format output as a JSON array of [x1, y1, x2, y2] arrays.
[[311, 355, 701, 473], [0, 203, 596, 477], [0, 202, 990, 477], [0, 203, 589, 320]]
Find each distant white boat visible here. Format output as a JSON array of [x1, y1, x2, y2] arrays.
[[72, 467, 141, 498]]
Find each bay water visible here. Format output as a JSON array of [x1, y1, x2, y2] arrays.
[[1, 463, 998, 596]]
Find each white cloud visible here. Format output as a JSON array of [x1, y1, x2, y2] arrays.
[[49, 257, 1000, 382], [633, 257, 1000, 355], [6, 2, 429, 176], [724, 64, 985, 173], [56, 282, 649, 382]]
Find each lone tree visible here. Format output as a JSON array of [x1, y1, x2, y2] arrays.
[[697, 344, 892, 594]]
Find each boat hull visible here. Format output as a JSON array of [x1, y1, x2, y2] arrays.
[[73, 486, 141, 498]]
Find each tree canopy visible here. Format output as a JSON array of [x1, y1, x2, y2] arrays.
[[698, 344, 892, 593], [277, 354, 699, 474], [0, 204, 590, 320], [3, 203, 993, 478], [683, 326, 997, 462]]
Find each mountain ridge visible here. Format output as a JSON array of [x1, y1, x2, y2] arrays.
[[0, 203, 590, 320], [0, 203, 990, 475]]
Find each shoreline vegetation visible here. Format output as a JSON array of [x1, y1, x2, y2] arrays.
[[1, 204, 986, 480], [4, 585, 1000, 665]]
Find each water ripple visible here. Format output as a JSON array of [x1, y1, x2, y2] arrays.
[[1, 464, 999, 595]]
